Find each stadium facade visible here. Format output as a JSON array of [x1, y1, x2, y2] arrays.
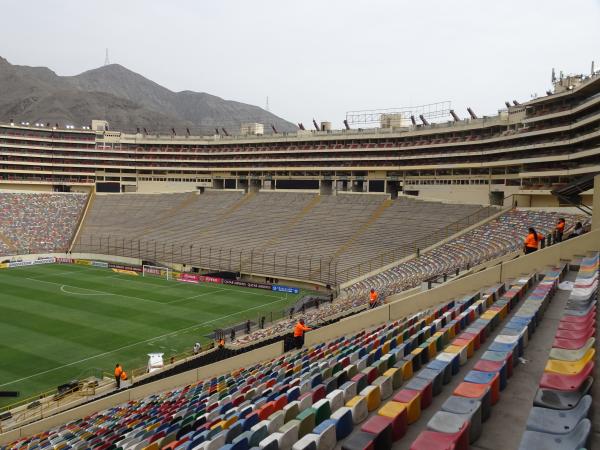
[[0, 72, 598, 206]]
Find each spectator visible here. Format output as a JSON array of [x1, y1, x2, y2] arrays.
[[293, 319, 311, 349], [567, 222, 584, 239], [554, 218, 565, 242], [193, 342, 201, 355], [523, 227, 543, 254], [114, 364, 122, 389]]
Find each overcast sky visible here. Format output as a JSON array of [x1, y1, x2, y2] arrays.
[[2, 0, 599, 128]]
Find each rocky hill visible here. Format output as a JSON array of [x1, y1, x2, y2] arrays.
[[0, 57, 296, 134]]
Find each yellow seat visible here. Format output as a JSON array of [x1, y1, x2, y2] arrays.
[[146, 422, 160, 432], [382, 341, 390, 355], [378, 400, 407, 418], [395, 395, 421, 424], [481, 310, 498, 320], [211, 420, 226, 430], [426, 339, 437, 359], [360, 385, 381, 412], [142, 444, 159, 450], [544, 348, 595, 375], [222, 415, 238, 429], [396, 334, 404, 345], [398, 359, 413, 381]]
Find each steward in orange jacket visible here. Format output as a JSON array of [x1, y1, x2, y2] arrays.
[[524, 227, 544, 254], [293, 319, 311, 349], [369, 289, 379, 308], [554, 218, 565, 243], [114, 364, 123, 388]]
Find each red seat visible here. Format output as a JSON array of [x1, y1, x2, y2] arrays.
[[274, 395, 288, 411], [473, 359, 504, 373], [360, 415, 393, 449], [312, 385, 326, 403], [258, 401, 276, 420], [539, 361, 594, 391], [363, 367, 378, 384], [410, 423, 469, 450], [460, 331, 481, 350], [561, 310, 596, 323], [553, 330, 594, 349], [558, 318, 594, 331], [554, 328, 595, 340]]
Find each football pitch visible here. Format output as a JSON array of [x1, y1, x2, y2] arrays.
[[0, 264, 301, 406]]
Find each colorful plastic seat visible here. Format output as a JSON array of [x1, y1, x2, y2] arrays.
[[525, 395, 591, 434], [410, 422, 469, 450], [539, 362, 594, 391], [533, 377, 593, 410], [517, 418, 591, 450]]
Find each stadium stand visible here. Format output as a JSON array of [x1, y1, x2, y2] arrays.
[[0, 193, 87, 256], [72, 192, 483, 278], [6, 254, 591, 450], [235, 209, 584, 346], [2, 278, 508, 449]]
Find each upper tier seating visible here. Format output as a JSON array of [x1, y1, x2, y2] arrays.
[[236, 209, 584, 346], [345, 209, 583, 303], [73, 192, 482, 278], [0, 193, 87, 256]]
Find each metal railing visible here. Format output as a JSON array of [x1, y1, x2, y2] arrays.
[[72, 235, 338, 286]]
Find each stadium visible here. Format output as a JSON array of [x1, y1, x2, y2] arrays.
[[1, 43, 600, 450]]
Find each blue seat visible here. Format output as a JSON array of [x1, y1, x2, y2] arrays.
[[330, 407, 353, 440]]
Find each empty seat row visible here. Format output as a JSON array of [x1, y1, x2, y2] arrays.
[[517, 253, 598, 450], [411, 264, 567, 449]]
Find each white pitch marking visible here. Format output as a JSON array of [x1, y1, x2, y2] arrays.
[[60, 285, 111, 296], [0, 295, 291, 387]]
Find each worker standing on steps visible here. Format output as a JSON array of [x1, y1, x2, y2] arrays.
[[114, 363, 123, 389], [554, 218, 565, 243], [293, 319, 312, 349], [524, 227, 544, 254], [369, 288, 379, 308]]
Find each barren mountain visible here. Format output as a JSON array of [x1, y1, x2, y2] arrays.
[[0, 57, 296, 134]]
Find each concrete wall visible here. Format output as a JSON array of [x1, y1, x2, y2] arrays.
[[137, 181, 199, 194], [0, 252, 141, 265]]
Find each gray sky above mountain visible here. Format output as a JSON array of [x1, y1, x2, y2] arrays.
[[3, 0, 599, 128]]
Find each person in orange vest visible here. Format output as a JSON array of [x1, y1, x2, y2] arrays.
[[293, 319, 312, 349], [114, 363, 123, 389], [120, 370, 128, 383], [369, 289, 379, 308], [218, 337, 225, 349], [523, 227, 544, 254], [554, 218, 565, 243]]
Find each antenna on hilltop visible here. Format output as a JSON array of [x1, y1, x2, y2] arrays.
[[266, 96, 270, 112], [104, 48, 110, 66]]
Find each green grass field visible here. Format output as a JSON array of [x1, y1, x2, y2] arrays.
[[0, 264, 300, 407]]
